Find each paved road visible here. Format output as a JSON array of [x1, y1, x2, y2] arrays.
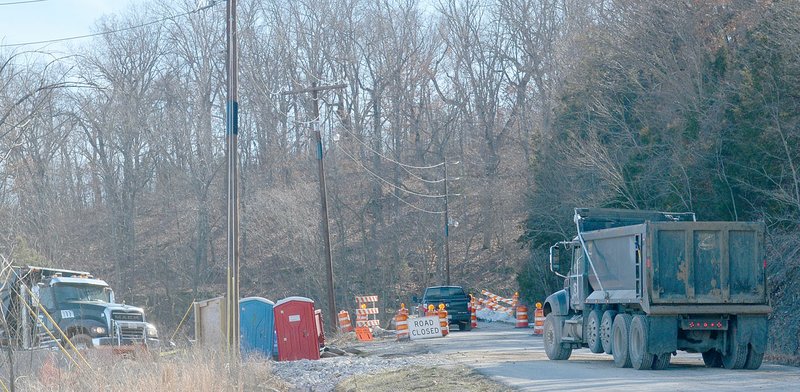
[[414, 322, 800, 391]]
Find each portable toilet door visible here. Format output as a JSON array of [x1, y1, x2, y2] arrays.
[[239, 297, 275, 358], [274, 296, 320, 361]]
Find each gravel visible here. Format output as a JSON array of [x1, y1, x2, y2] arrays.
[[271, 311, 515, 391]]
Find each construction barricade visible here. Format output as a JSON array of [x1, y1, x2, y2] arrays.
[[395, 304, 410, 340], [532, 302, 544, 335], [437, 304, 449, 336], [338, 310, 353, 333], [355, 304, 373, 341], [355, 295, 380, 329], [515, 305, 529, 328]]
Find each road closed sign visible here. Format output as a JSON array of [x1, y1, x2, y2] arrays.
[[409, 316, 443, 340]]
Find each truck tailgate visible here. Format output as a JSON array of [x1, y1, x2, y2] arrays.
[[648, 221, 766, 305]]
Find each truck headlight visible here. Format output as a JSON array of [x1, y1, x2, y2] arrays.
[[90, 326, 107, 335], [145, 323, 158, 338]]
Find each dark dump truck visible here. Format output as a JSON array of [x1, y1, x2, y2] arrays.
[[543, 208, 770, 370], [416, 285, 472, 331], [1, 266, 159, 350]]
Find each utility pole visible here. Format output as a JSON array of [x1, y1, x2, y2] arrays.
[[444, 159, 451, 285], [282, 83, 346, 330], [224, 0, 240, 358]]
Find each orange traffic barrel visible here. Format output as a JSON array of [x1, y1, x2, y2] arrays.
[[338, 310, 353, 333], [515, 305, 529, 328], [532, 302, 544, 335], [438, 304, 449, 336]]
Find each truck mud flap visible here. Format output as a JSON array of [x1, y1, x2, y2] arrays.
[[646, 316, 677, 354], [735, 316, 768, 354]]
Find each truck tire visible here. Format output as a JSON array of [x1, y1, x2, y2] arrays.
[[702, 350, 722, 368], [743, 346, 764, 370], [544, 314, 572, 360], [629, 315, 655, 370], [459, 321, 472, 331], [600, 310, 617, 354], [612, 313, 632, 368], [585, 309, 603, 354], [652, 353, 671, 370], [722, 322, 748, 370], [70, 334, 93, 350]]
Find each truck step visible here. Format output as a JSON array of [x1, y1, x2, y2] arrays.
[[564, 318, 582, 325], [560, 337, 580, 342]]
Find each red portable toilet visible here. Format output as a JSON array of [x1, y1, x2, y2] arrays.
[[274, 297, 321, 361]]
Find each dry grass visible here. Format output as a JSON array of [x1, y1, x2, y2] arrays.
[[14, 347, 291, 392]]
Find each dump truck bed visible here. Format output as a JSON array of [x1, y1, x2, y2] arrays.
[[582, 221, 768, 312], [648, 221, 766, 305]]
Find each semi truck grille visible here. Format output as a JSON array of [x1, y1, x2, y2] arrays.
[[112, 311, 144, 322], [118, 326, 145, 340]]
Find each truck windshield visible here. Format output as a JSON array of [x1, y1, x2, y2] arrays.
[[425, 287, 465, 300], [53, 284, 110, 303]]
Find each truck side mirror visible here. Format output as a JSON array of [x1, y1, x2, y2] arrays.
[[550, 242, 572, 278], [411, 296, 418, 304]]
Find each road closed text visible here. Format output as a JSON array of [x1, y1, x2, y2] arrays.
[[409, 316, 443, 340]]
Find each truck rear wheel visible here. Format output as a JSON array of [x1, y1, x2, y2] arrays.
[[544, 314, 572, 360], [585, 309, 603, 353], [629, 315, 654, 370], [612, 314, 632, 368], [600, 310, 617, 354], [743, 346, 764, 370], [722, 321, 748, 369], [651, 353, 671, 370]]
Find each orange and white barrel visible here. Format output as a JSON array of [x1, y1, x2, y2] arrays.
[[438, 304, 449, 336], [532, 302, 545, 335], [395, 304, 409, 340], [338, 310, 353, 333], [470, 302, 478, 329], [515, 305, 529, 328]]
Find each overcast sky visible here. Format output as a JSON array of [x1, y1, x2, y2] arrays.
[[0, 0, 137, 50]]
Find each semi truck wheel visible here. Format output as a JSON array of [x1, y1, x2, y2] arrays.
[[612, 314, 632, 368], [585, 309, 603, 353], [629, 315, 655, 370], [743, 346, 764, 370], [722, 321, 748, 369], [702, 350, 722, 368], [600, 310, 617, 354], [651, 353, 671, 370], [544, 314, 572, 360]]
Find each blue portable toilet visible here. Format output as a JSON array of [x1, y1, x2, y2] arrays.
[[240, 297, 275, 358]]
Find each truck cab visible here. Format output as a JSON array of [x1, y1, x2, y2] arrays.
[[418, 286, 472, 331], [35, 275, 159, 349], [2, 266, 159, 350]]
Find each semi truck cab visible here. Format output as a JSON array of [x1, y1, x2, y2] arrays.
[[35, 275, 159, 349]]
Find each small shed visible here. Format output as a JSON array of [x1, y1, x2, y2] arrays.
[[239, 297, 275, 358], [274, 296, 320, 361], [194, 296, 226, 351]]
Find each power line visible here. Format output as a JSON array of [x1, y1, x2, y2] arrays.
[[338, 126, 447, 186], [338, 126, 445, 171], [0, 4, 214, 48], [339, 146, 447, 215], [0, 0, 46, 5]]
